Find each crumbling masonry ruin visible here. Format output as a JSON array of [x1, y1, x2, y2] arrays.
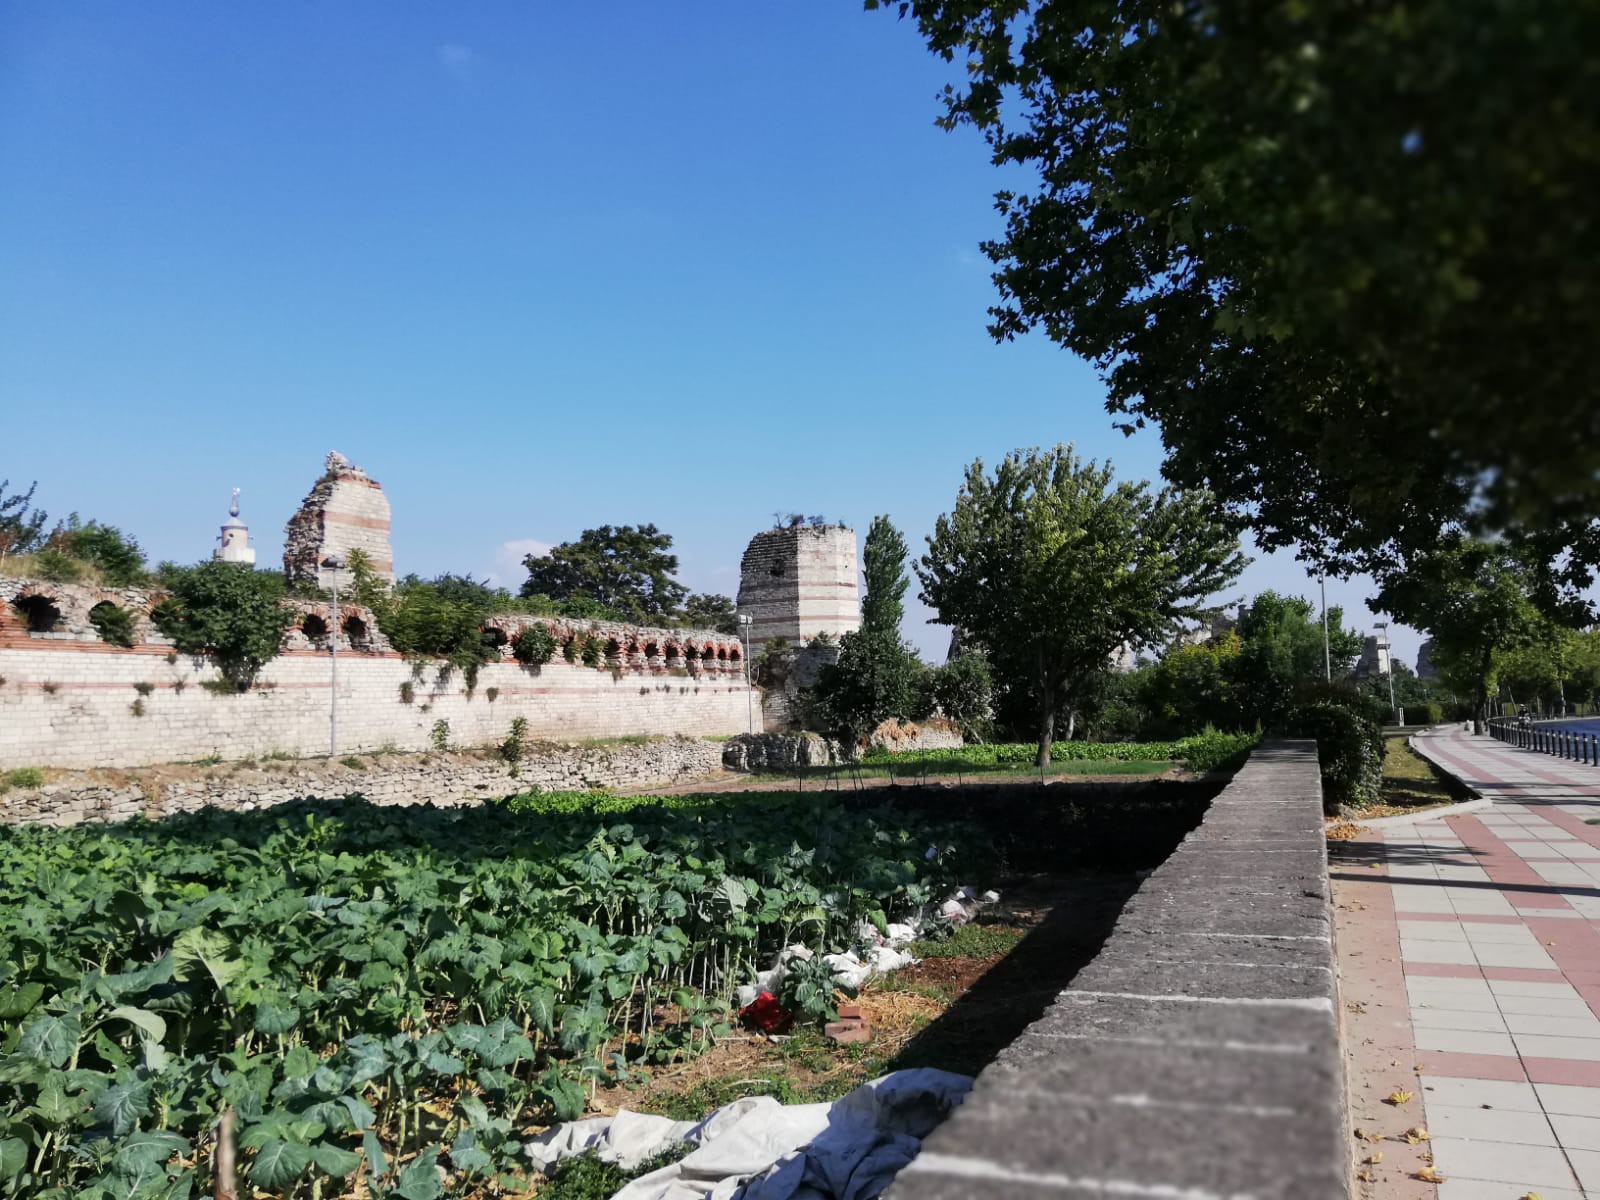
[[735, 524, 861, 655], [283, 451, 395, 589]]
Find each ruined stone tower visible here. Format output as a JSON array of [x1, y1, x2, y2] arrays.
[[283, 452, 395, 590], [736, 524, 860, 654]]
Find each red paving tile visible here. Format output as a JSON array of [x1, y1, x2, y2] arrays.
[[1415, 1050, 1530, 1082]]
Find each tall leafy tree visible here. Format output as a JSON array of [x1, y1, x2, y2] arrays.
[[1230, 591, 1365, 724], [1374, 540, 1548, 731], [812, 515, 925, 737], [919, 446, 1246, 764], [875, 0, 1599, 572], [682, 592, 738, 635], [521, 525, 689, 623], [0, 479, 48, 563]]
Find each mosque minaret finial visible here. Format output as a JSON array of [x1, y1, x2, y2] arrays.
[[214, 487, 256, 565]]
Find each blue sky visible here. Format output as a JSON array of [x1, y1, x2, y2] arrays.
[[0, 1, 1419, 665]]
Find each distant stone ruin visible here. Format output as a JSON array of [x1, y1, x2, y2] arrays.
[[283, 452, 395, 589], [736, 524, 861, 654]]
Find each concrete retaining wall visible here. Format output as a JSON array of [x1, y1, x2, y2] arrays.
[[888, 740, 1347, 1199]]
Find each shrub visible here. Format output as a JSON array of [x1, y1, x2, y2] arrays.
[[485, 686, 499, 702], [52, 517, 148, 586], [129, 698, 146, 717], [1280, 702, 1383, 811], [132, 681, 155, 696], [151, 561, 290, 687], [399, 680, 416, 704], [29, 548, 84, 583], [2, 767, 45, 790], [501, 716, 530, 765], [563, 636, 580, 662], [513, 624, 558, 666], [430, 719, 451, 752], [924, 651, 994, 740], [88, 601, 137, 648], [580, 635, 605, 669], [1408, 700, 1445, 726]]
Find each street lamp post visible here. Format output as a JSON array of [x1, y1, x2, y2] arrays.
[[323, 554, 345, 757], [1319, 569, 1331, 683], [737, 613, 755, 734]]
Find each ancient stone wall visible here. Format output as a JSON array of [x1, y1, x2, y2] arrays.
[[0, 737, 725, 827], [283, 452, 396, 588], [736, 525, 860, 654], [754, 642, 840, 731], [0, 578, 756, 769]]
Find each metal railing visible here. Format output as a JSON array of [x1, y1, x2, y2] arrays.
[[1488, 717, 1600, 764]]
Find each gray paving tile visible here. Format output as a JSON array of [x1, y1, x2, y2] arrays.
[[1535, 1082, 1600, 1117], [1421, 1076, 1540, 1112], [1429, 1137, 1579, 1187]]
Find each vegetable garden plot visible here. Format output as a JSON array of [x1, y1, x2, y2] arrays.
[[0, 791, 987, 1199]]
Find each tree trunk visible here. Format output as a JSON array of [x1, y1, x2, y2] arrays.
[[1037, 707, 1055, 769], [1063, 707, 1077, 741]]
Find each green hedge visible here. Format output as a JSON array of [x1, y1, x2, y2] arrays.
[[1280, 702, 1383, 810], [861, 729, 1260, 776]]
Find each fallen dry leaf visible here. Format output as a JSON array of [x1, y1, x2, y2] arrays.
[[1363, 1151, 1384, 1164], [1385, 1089, 1414, 1106], [1356, 1127, 1388, 1143], [1521, 1193, 1545, 1200], [1357, 1169, 1374, 1183], [1404, 1126, 1431, 1143], [1412, 1166, 1447, 1183], [1346, 1000, 1368, 1014]]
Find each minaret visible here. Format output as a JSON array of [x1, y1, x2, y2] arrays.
[[214, 489, 257, 565]]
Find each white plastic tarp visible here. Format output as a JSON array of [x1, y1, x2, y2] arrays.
[[523, 1069, 973, 1200]]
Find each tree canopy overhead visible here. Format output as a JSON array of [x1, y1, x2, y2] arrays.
[[521, 525, 689, 623], [876, 0, 1599, 571], [919, 445, 1246, 763]]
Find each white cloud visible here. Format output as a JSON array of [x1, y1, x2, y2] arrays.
[[437, 43, 474, 71], [487, 538, 552, 588]]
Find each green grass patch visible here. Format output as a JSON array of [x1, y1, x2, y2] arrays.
[[1378, 734, 1466, 810], [912, 922, 1028, 960], [857, 729, 1259, 776], [767, 758, 1172, 783]]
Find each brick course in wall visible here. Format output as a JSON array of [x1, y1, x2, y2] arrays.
[[887, 740, 1348, 1199]]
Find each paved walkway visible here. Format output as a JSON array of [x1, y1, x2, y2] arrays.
[[1372, 726, 1600, 1198]]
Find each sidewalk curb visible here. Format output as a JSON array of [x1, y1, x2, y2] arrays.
[[1351, 796, 1492, 828]]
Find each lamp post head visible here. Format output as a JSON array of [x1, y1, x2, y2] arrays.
[[322, 553, 346, 570], [737, 613, 753, 629]]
